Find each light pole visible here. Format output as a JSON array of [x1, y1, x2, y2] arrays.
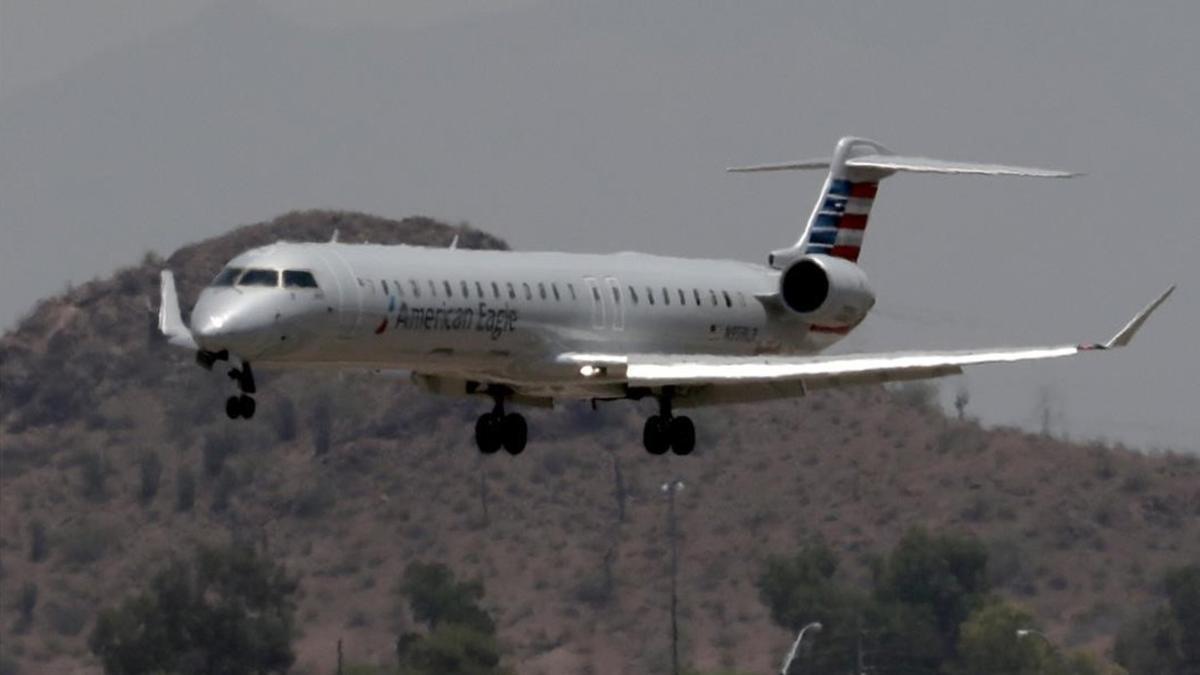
[[780, 621, 822, 675], [662, 479, 685, 675]]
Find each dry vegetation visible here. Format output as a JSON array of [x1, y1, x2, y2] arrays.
[[1, 211, 1197, 674]]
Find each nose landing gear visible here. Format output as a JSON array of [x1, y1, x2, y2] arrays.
[[642, 389, 695, 456], [474, 389, 527, 455], [224, 361, 257, 420]]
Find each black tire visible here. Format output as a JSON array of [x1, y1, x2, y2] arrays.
[[239, 395, 256, 420], [225, 396, 242, 420], [475, 414, 501, 454], [643, 415, 669, 455], [669, 416, 695, 456], [502, 413, 528, 455]]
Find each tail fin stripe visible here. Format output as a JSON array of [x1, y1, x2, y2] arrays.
[[849, 182, 879, 198], [828, 179, 854, 196], [809, 228, 840, 245], [830, 245, 861, 261], [840, 214, 869, 230]]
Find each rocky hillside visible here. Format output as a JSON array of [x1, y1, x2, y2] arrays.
[[1, 211, 1197, 675]]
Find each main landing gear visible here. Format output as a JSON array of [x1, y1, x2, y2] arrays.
[[642, 390, 695, 456], [224, 361, 257, 420], [474, 389, 527, 456]]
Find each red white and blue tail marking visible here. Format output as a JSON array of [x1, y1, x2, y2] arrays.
[[803, 178, 878, 262]]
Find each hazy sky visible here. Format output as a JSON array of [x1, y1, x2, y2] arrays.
[[1, 0, 1196, 451]]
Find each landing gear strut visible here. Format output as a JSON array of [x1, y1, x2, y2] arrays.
[[474, 389, 527, 455], [224, 361, 257, 420], [642, 389, 695, 456]]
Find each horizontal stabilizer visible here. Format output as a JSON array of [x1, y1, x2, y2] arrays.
[[727, 159, 831, 173], [727, 155, 1078, 178], [845, 154, 1080, 178]]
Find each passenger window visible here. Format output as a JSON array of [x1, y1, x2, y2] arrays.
[[428, 280, 438, 297], [693, 289, 702, 306], [282, 270, 319, 288], [507, 282, 516, 300], [461, 280, 470, 298], [443, 281, 454, 298], [646, 287, 655, 305], [410, 280, 421, 298], [722, 290, 733, 308], [538, 282, 547, 300], [475, 281, 485, 298], [678, 289, 686, 305], [523, 283, 533, 300], [611, 286, 621, 304], [628, 286, 639, 304], [662, 288, 670, 306], [737, 291, 746, 307], [709, 290, 718, 306], [381, 280, 388, 294], [568, 284, 577, 300], [552, 284, 561, 301], [395, 280, 405, 298], [491, 282, 500, 299], [592, 285, 602, 301], [238, 269, 278, 287], [211, 267, 244, 287]]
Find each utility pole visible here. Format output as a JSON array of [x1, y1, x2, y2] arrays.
[[662, 479, 685, 675]]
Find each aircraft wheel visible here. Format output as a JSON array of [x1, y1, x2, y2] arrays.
[[643, 415, 670, 455], [225, 396, 242, 420], [239, 395, 256, 420], [502, 414, 528, 455], [475, 414, 502, 455], [669, 416, 695, 456]]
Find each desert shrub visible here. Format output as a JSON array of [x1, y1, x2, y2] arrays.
[[78, 451, 107, 502], [310, 393, 333, 456], [175, 465, 196, 512], [58, 521, 111, 566], [43, 601, 88, 637], [138, 450, 163, 505], [0, 652, 19, 675], [89, 543, 298, 675], [211, 467, 238, 513], [890, 381, 939, 411], [29, 521, 48, 563], [272, 396, 298, 442], [16, 582, 38, 631], [290, 482, 335, 519], [202, 428, 241, 477]]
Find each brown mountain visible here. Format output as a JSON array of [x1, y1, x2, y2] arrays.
[[1, 211, 1196, 675]]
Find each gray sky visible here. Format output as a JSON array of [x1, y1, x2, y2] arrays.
[[1, 0, 1196, 451]]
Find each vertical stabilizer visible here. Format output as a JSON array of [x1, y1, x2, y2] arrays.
[[798, 137, 891, 263]]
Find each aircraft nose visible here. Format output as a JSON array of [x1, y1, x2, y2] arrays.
[[190, 291, 275, 350]]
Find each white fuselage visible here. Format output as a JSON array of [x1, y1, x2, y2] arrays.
[[189, 242, 850, 398]]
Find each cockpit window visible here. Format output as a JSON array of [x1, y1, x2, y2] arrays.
[[283, 270, 319, 289], [238, 269, 279, 287], [211, 267, 243, 287]]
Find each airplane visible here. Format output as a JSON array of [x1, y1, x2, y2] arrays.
[[158, 137, 1174, 457]]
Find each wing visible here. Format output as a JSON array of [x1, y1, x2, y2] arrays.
[[560, 286, 1174, 405]]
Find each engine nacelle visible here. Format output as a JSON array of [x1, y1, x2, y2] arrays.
[[779, 255, 876, 327]]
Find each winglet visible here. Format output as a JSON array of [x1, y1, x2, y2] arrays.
[[1101, 285, 1175, 349], [159, 270, 198, 350]]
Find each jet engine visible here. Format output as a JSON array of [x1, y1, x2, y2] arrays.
[[779, 255, 876, 327]]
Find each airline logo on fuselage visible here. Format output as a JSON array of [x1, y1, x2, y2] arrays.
[[383, 302, 518, 340]]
